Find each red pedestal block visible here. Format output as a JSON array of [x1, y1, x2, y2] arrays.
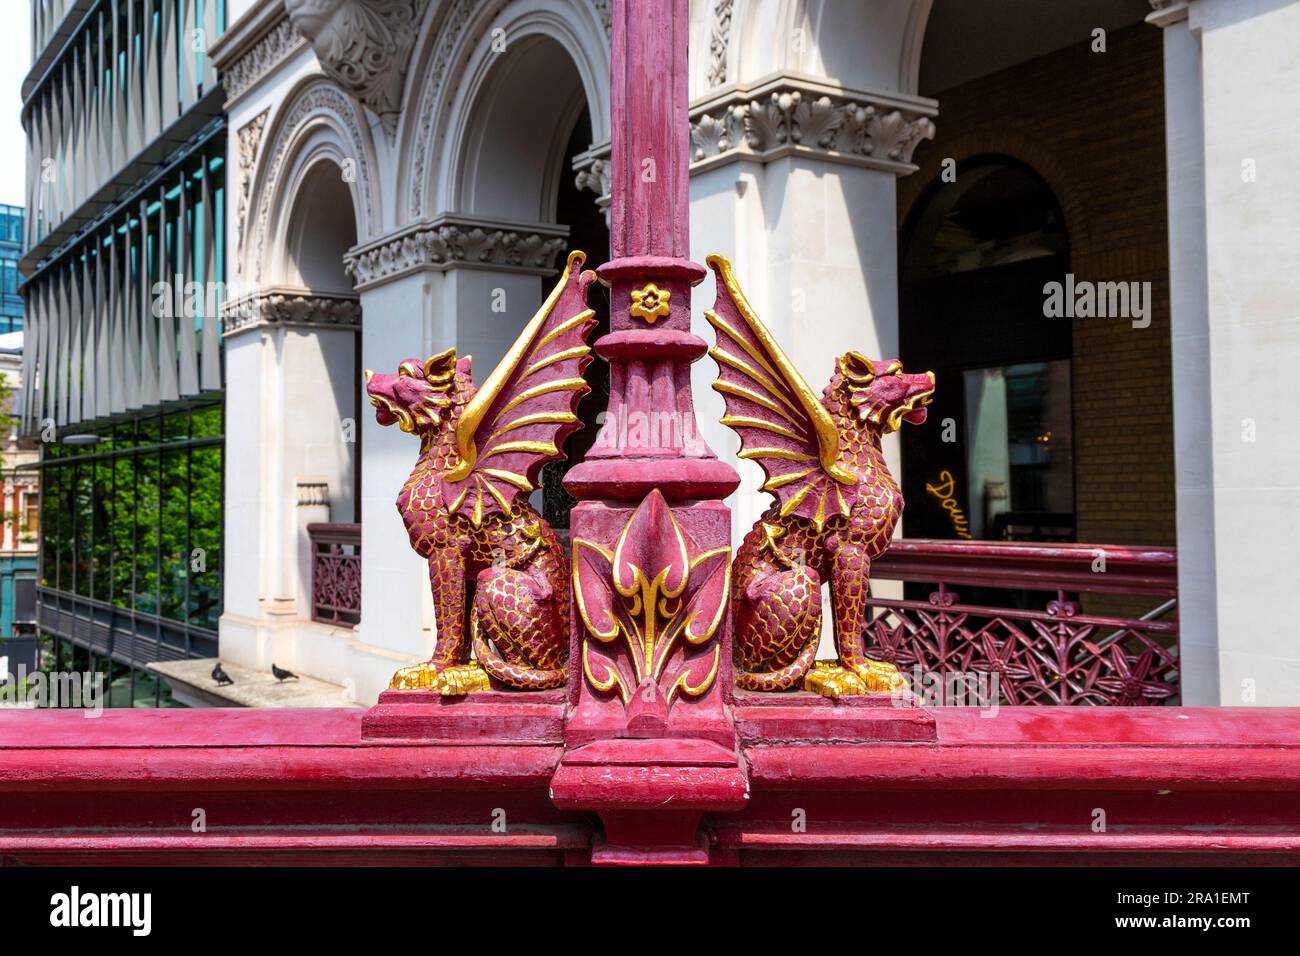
[[733, 689, 938, 744], [362, 689, 565, 744], [551, 738, 748, 865]]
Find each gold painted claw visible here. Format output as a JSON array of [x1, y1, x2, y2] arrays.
[[803, 661, 868, 699], [389, 662, 442, 690], [852, 657, 909, 693], [434, 663, 493, 696]]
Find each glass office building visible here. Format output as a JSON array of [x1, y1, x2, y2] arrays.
[[21, 1, 227, 706], [1, 205, 24, 334]]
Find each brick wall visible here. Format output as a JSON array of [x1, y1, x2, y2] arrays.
[[898, 23, 1176, 550]]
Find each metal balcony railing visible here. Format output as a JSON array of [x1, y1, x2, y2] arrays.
[[307, 523, 361, 628], [866, 540, 1179, 705]]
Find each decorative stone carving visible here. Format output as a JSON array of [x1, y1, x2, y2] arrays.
[[284, 0, 427, 138], [592, 0, 612, 37], [572, 79, 936, 212], [252, 82, 375, 281], [573, 155, 611, 210], [344, 218, 569, 288], [706, 0, 733, 88], [692, 85, 936, 169], [221, 289, 362, 337], [223, 17, 306, 102], [410, 0, 478, 216], [407, 0, 612, 215], [296, 479, 332, 508], [235, 110, 270, 276]]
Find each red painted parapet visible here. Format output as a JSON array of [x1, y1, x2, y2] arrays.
[[866, 540, 1179, 705], [2, 706, 1299, 865]]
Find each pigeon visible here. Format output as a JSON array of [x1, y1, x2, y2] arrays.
[[271, 663, 299, 682], [212, 662, 233, 686]]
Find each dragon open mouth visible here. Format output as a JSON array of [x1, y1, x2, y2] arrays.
[[891, 389, 934, 429], [369, 394, 404, 429]]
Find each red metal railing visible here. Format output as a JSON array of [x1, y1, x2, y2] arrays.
[[307, 523, 361, 627], [867, 540, 1179, 705]]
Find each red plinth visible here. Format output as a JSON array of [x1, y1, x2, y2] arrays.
[[363, 689, 565, 744], [733, 689, 938, 744], [551, 738, 748, 865]]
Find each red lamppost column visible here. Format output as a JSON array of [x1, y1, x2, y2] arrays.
[[562, 0, 736, 502], [552, 0, 748, 863]]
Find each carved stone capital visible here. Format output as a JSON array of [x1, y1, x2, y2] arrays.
[[344, 217, 570, 289], [296, 478, 332, 507], [284, 0, 427, 137], [690, 77, 937, 174], [221, 288, 362, 338], [571, 77, 937, 208], [572, 147, 612, 212]]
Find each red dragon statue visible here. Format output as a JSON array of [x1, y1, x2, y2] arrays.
[[365, 251, 597, 695], [704, 254, 935, 699]]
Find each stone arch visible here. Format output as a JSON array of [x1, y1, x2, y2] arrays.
[[245, 76, 380, 283], [898, 128, 1096, 260], [267, 152, 361, 291], [400, 0, 611, 219]]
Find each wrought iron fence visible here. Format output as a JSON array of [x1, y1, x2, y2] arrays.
[[307, 523, 361, 628], [866, 540, 1179, 705]]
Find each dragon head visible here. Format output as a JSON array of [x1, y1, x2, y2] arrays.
[[364, 348, 474, 435], [833, 351, 934, 433]]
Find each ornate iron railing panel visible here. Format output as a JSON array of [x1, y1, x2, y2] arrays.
[[866, 541, 1179, 705], [307, 523, 361, 628]]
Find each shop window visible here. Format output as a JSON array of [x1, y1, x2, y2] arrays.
[[900, 158, 1075, 541]]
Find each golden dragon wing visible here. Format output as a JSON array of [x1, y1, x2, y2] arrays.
[[442, 250, 597, 526], [704, 254, 856, 531]]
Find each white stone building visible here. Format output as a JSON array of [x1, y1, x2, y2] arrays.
[[27, 0, 1293, 706]]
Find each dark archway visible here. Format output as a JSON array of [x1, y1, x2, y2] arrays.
[[899, 157, 1074, 542]]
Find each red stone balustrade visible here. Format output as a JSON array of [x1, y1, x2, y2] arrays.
[[866, 539, 1179, 706], [2, 705, 1298, 865]]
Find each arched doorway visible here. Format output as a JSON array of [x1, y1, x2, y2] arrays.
[[275, 157, 363, 524], [283, 161, 358, 294], [453, 34, 611, 532], [899, 158, 1074, 542]]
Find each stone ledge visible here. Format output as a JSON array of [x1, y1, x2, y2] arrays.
[[147, 658, 362, 709]]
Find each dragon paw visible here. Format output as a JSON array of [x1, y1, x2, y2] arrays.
[[434, 663, 493, 697], [803, 661, 869, 700], [802, 659, 908, 699], [852, 657, 909, 693], [387, 661, 492, 694], [388, 662, 443, 690]]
